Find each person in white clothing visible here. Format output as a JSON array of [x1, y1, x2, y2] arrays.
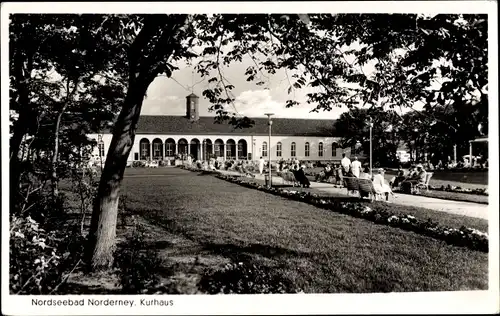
[[372, 168, 394, 202], [340, 153, 351, 175], [350, 156, 362, 178], [258, 157, 265, 175]]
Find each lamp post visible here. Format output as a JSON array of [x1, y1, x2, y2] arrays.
[[413, 128, 419, 162], [265, 113, 274, 187], [369, 117, 373, 177]]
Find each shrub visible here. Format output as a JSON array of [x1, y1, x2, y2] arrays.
[[132, 161, 146, 168], [199, 261, 302, 294], [10, 216, 85, 294]]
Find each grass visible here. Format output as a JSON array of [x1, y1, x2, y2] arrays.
[[106, 167, 488, 293]]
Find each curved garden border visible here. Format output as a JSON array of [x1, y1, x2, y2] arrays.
[[215, 173, 488, 253], [180, 165, 488, 253]]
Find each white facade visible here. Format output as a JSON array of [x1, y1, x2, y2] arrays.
[[88, 133, 355, 163]]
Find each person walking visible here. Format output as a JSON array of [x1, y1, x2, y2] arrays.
[[350, 156, 362, 178], [258, 156, 265, 175], [340, 153, 351, 175]]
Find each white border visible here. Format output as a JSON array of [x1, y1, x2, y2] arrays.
[[2, 2, 499, 315]]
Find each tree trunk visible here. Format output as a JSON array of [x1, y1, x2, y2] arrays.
[[10, 45, 34, 211], [85, 83, 149, 270], [85, 15, 190, 271], [51, 104, 70, 198], [10, 112, 28, 208]]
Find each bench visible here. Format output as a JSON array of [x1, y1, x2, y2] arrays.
[[344, 177, 360, 196], [358, 178, 383, 202], [344, 177, 383, 202]]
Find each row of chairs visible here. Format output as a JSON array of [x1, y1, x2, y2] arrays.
[[343, 177, 383, 202]]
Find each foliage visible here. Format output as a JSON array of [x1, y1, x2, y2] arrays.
[[9, 14, 125, 212], [10, 216, 85, 294], [199, 261, 302, 294], [334, 107, 402, 167]]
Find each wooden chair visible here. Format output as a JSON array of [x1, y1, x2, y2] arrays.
[[344, 177, 360, 196], [358, 179, 382, 202], [414, 172, 433, 193], [281, 171, 300, 187]]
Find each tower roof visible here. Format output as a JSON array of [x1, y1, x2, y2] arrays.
[[186, 93, 199, 98]]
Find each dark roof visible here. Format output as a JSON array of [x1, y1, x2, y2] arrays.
[[186, 93, 199, 98], [122, 115, 337, 137]]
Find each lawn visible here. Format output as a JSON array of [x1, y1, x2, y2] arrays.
[[96, 167, 489, 293]]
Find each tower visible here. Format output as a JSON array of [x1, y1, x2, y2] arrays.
[[186, 93, 199, 121]]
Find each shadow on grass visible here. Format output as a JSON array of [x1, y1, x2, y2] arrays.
[[197, 171, 219, 176], [201, 242, 316, 263]]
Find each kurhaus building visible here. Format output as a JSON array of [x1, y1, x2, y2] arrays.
[[89, 93, 356, 163]]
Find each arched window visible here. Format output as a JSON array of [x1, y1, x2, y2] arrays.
[[276, 142, 282, 157], [226, 139, 236, 159], [262, 142, 268, 157], [305, 142, 310, 157], [332, 142, 338, 157], [139, 138, 150, 160], [214, 139, 224, 157], [318, 142, 324, 157], [238, 140, 247, 160], [291, 142, 296, 157], [152, 138, 163, 160], [165, 139, 176, 157]]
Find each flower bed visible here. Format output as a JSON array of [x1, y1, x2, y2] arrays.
[[427, 184, 488, 196], [213, 174, 488, 253]]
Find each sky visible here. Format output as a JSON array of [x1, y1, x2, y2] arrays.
[[141, 56, 355, 119], [140, 43, 429, 120]]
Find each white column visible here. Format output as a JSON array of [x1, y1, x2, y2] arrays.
[[223, 143, 227, 161], [235, 143, 239, 161], [149, 142, 152, 160], [469, 142, 473, 167]]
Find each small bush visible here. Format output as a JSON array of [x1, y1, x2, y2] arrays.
[[199, 261, 302, 294], [10, 216, 85, 294], [132, 161, 146, 168]]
